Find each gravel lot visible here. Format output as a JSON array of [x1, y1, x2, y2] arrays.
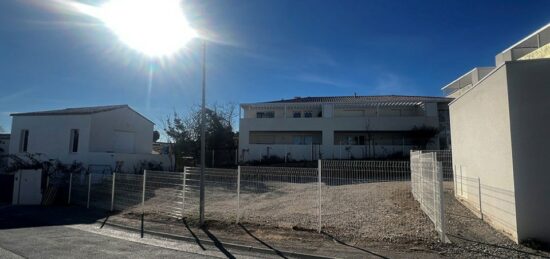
[[113, 180, 550, 258], [132, 181, 437, 242]]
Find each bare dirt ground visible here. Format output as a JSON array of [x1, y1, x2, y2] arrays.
[[109, 181, 550, 258]]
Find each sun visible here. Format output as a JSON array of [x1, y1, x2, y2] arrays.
[[81, 0, 198, 57]]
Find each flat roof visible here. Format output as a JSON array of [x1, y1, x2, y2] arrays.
[[244, 95, 452, 106]]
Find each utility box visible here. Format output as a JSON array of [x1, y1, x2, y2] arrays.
[[12, 169, 43, 205]]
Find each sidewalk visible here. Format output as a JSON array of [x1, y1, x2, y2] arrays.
[[103, 211, 440, 259]]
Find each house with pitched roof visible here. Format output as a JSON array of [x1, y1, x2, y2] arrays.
[[9, 105, 172, 173], [238, 95, 452, 162]]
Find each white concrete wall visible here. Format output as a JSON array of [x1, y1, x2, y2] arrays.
[[9, 115, 92, 155], [449, 64, 518, 240], [89, 107, 154, 154], [506, 59, 550, 244]]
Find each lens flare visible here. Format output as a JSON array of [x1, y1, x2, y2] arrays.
[[73, 0, 197, 57]]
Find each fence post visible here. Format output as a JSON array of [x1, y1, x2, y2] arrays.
[[182, 167, 187, 218], [68, 173, 72, 205], [87, 173, 91, 209], [142, 170, 147, 211], [212, 150, 215, 167], [437, 161, 449, 243], [110, 173, 116, 212], [460, 165, 463, 197], [236, 166, 241, 224], [419, 153, 423, 205], [317, 159, 322, 233], [478, 177, 483, 220], [454, 165, 457, 198], [431, 153, 438, 226]]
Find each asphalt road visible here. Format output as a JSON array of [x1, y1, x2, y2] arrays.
[[0, 206, 259, 259], [0, 224, 216, 259]]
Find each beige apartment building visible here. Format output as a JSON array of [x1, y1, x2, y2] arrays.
[[445, 23, 550, 244], [239, 95, 451, 162]]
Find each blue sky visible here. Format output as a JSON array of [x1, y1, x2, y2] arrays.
[[1, 0, 549, 134]]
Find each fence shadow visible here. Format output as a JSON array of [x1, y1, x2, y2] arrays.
[[238, 223, 288, 259], [201, 226, 236, 259], [320, 231, 389, 259], [182, 218, 206, 250]]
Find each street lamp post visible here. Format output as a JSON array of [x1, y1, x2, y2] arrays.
[[76, 0, 207, 226], [199, 41, 206, 226]]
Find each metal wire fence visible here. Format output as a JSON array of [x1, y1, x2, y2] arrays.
[[454, 172, 517, 235], [423, 150, 453, 181], [69, 173, 89, 207], [89, 173, 113, 211], [183, 167, 238, 223], [113, 173, 143, 213], [410, 150, 448, 242], [67, 159, 446, 242], [144, 170, 184, 219], [320, 160, 427, 240], [238, 166, 319, 230]]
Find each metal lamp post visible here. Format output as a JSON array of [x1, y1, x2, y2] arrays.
[[199, 41, 206, 226]]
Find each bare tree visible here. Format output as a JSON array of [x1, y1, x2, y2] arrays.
[[164, 103, 238, 168]]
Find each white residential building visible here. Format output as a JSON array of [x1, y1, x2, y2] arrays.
[[444, 23, 550, 244], [9, 105, 172, 173], [239, 95, 452, 162]]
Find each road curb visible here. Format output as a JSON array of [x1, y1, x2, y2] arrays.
[[96, 219, 337, 259]]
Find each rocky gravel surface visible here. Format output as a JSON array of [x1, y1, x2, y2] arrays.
[[113, 181, 549, 258]]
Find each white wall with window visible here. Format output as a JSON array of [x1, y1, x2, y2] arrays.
[[9, 105, 172, 172], [9, 115, 92, 156], [69, 129, 79, 153]]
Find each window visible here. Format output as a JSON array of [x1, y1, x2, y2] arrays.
[[292, 135, 321, 145], [256, 111, 275, 118], [70, 129, 79, 153], [293, 111, 301, 118], [304, 111, 313, 118], [19, 129, 29, 152], [334, 132, 367, 145]]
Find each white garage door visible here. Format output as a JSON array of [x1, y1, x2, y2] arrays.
[[114, 131, 135, 153]]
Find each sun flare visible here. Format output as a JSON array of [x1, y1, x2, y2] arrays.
[[74, 0, 197, 57]]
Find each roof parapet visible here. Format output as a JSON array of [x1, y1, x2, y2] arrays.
[[496, 22, 550, 65], [441, 67, 495, 98]]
